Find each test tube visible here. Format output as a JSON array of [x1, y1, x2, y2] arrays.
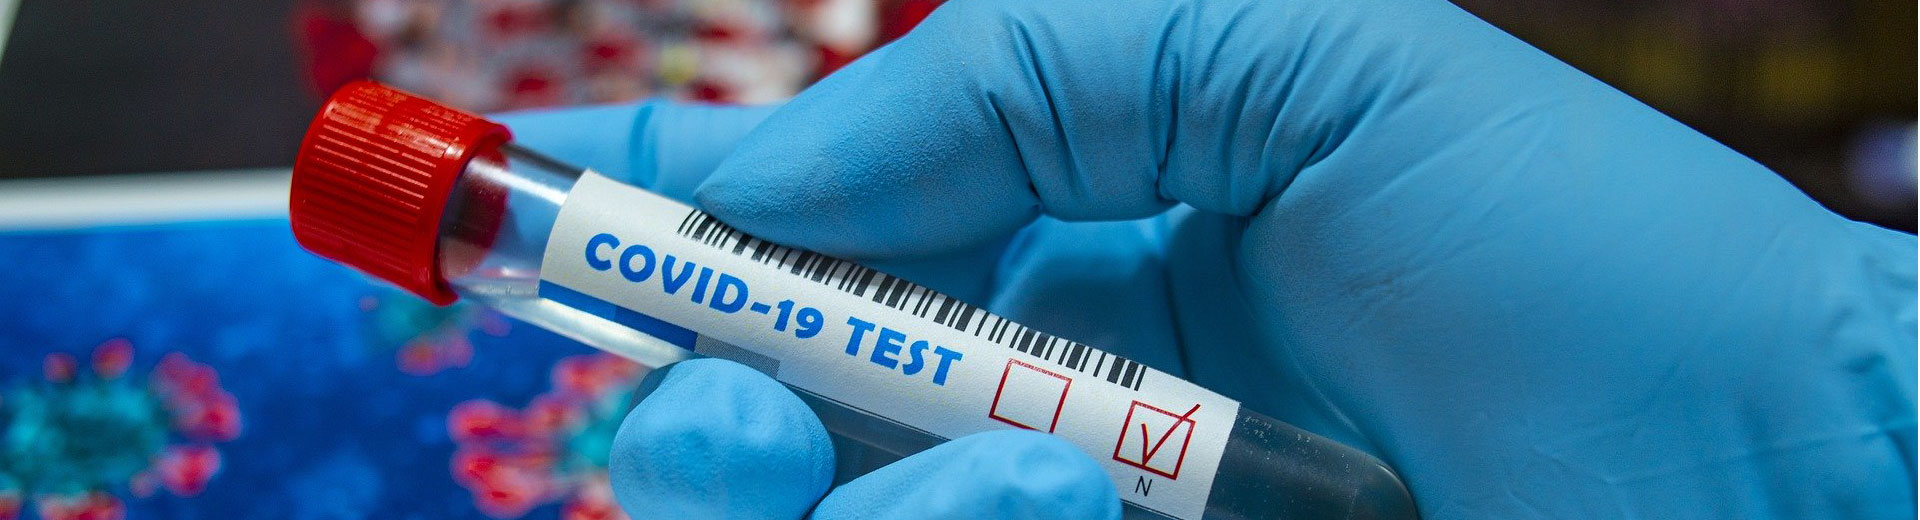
[[290, 81, 1418, 520]]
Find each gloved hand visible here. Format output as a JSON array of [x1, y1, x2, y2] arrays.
[[503, 0, 1919, 517]]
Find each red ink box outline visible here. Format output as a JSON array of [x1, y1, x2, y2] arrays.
[[1112, 401, 1199, 479], [989, 359, 1072, 433]]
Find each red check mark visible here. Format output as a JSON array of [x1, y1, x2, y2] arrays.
[[1137, 404, 1201, 462]]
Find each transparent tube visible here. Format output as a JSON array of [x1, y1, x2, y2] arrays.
[[435, 143, 1418, 520]]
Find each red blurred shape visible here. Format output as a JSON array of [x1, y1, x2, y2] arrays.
[[814, 44, 857, 78], [451, 447, 501, 487], [43, 353, 76, 383], [399, 341, 443, 376], [155, 353, 222, 398], [562, 496, 621, 520], [522, 394, 583, 438], [553, 354, 646, 397], [293, 1, 379, 97], [685, 79, 734, 103], [693, 21, 740, 44], [583, 37, 643, 74], [91, 339, 134, 379], [597, 356, 643, 380], [503, 67, 565, 109], [191, 393, 244, 441], [563, 475, 626, 520], [471, 462, 550, 519], [451, 400, 524, 442], [153, 353, 245, 441], [156, 445, 222, 497], [34, 492, 123, 520], [443, 336, 475, 368], [552, 356, 605, 396], [486, 4, 551, 41], [881, 0, 941, 42]]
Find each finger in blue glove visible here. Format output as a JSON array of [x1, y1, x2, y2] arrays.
[[612, 358, 1120, 520]]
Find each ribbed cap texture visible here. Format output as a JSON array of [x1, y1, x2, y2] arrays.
[[290, 80, 509, 305]]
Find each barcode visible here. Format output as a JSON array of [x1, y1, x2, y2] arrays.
[[676, 210, 1147, 391]]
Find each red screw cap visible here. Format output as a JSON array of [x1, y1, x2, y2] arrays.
[[291, 81, 510, 305]]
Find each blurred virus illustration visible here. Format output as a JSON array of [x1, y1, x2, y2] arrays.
[[0, 339, 242, 520], [360, 290, 510, 376], [448, 353, 647, 520], [296, 0, 881, 111]]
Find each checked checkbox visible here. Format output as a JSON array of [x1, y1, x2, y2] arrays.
[[1112, 401, 1200, 479]]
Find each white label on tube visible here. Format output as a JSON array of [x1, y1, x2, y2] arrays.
[[540, 171, 1237, 519]]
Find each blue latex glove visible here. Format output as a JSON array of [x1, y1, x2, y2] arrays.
[[503, 0, 1918, 516]]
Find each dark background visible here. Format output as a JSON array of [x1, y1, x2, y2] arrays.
[[0, 0, 1912, 230], [0, 1, 316, 178]]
